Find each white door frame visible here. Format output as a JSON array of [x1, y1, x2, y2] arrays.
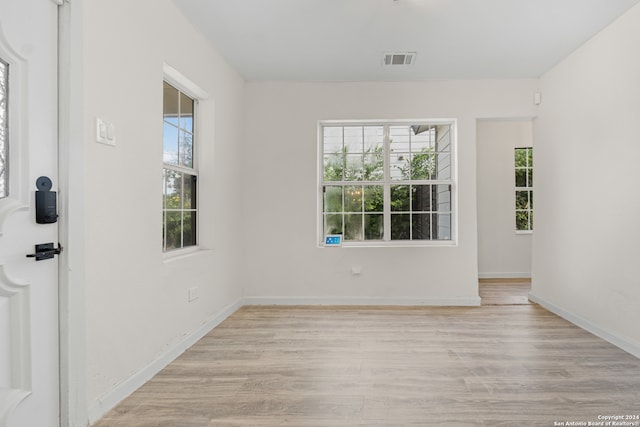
[[57, 1, 88, 426]]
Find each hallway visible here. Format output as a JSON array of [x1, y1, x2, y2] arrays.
[[479, 278, 532, 306]]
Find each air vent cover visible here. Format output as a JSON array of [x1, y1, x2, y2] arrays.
[[383, 52, 416, 66]]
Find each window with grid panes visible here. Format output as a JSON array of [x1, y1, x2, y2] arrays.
[[515, 147, 533, 232], [320, 121, 455, 246], [163, 81, 197, 251]]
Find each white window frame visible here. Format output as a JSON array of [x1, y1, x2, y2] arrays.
[[0, 44, 31, 217], [162, 64, 208, 256], [317, 119, 458, 247], [514, 146, 533, 234]]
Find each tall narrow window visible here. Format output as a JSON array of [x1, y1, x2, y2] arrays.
[[320, 121, 455, 246], [0, 59, 8, 199], [515, 147, 533, 231], [163, 81, 197, 251]]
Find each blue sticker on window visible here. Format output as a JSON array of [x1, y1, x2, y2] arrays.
[[325, 235, 342, 246]]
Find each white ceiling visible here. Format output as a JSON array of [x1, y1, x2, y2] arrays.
[[173, 0, 640, 81]]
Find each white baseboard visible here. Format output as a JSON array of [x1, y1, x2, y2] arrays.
[[528, 293, 640, 359], [478, 272, 531, 279], [87, 298, 243, 425], [242, 296, 482, 307]]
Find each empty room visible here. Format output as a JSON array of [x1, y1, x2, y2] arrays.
[[1, 0, 640, 426]]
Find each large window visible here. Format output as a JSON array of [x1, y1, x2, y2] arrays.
[[163, 81, 197, 251], [515, 147, 533, 232], [319, 121, 455, 246]]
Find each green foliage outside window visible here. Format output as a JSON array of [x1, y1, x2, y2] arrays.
[[163, 81, 197, 251], [322, 125, 448, 241], [515, 147, 533, 231]]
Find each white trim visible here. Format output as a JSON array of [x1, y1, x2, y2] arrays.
[[162, 80, 200, 253], [317, 120, 458, 247], [478, 272, 531, 279], [162, 63, 209, 100], [528, 293, 640, 359], [162, 247, 212, 263], [162, 162, 196, 177], [0, 21, 30, 233], [242, 296, 481, 307], [514, 147, 533, 232], [318, 240, 458, 248], [319, 118, 457, 126], [86, 298, 243, 425], [58, 0, 88, 425]]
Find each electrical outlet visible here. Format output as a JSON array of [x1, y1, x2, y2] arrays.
[[188, 286, 199, 302]]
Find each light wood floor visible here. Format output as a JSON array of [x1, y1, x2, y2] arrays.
[[479, 278, 531, 306], [93, 302, 640, 426]]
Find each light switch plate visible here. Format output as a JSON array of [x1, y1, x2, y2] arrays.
[[96, 117, 116, 146], [188, 286, 199, 302]]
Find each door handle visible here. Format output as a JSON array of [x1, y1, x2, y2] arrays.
[[25, 243, 63, 261]]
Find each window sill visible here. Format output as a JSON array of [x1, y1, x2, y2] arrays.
[[319, 240, 458, 249], [162, 246, 212, 263], [515, 230, 533, 235]]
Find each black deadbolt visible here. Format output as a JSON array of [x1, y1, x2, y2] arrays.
[[35, 176, 58, 224]]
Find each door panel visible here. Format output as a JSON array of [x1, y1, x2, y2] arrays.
[[0, 0, 60, 426]]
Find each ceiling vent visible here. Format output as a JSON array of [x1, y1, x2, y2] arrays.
[[383, 52, 416, 66]]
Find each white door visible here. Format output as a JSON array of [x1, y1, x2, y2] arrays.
[[0, 0, 60, 426]]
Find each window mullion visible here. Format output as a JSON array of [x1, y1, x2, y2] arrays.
[[360, 129, 365, 240], [163, 212, 167, 251], [383, 124, 391, 241], [177, 87, 182, 168], [164, 163, 197, 176], [341, 126, 346, 238], [409, 184, 413, 240]]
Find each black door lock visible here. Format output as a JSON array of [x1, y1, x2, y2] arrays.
[[26, 243, 63, 261], [35, 176, 58, 224]]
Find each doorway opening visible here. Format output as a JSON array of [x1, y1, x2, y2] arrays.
[[476, 119, 534, 305]]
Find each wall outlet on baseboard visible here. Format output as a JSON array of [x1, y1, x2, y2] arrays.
[[188, 286, 199, 302]]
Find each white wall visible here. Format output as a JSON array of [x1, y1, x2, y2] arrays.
[[81, 0, 245, 418], [242, 80, 537, 304], [477, 120, 533, 278], [532, 3, 640, 356]]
